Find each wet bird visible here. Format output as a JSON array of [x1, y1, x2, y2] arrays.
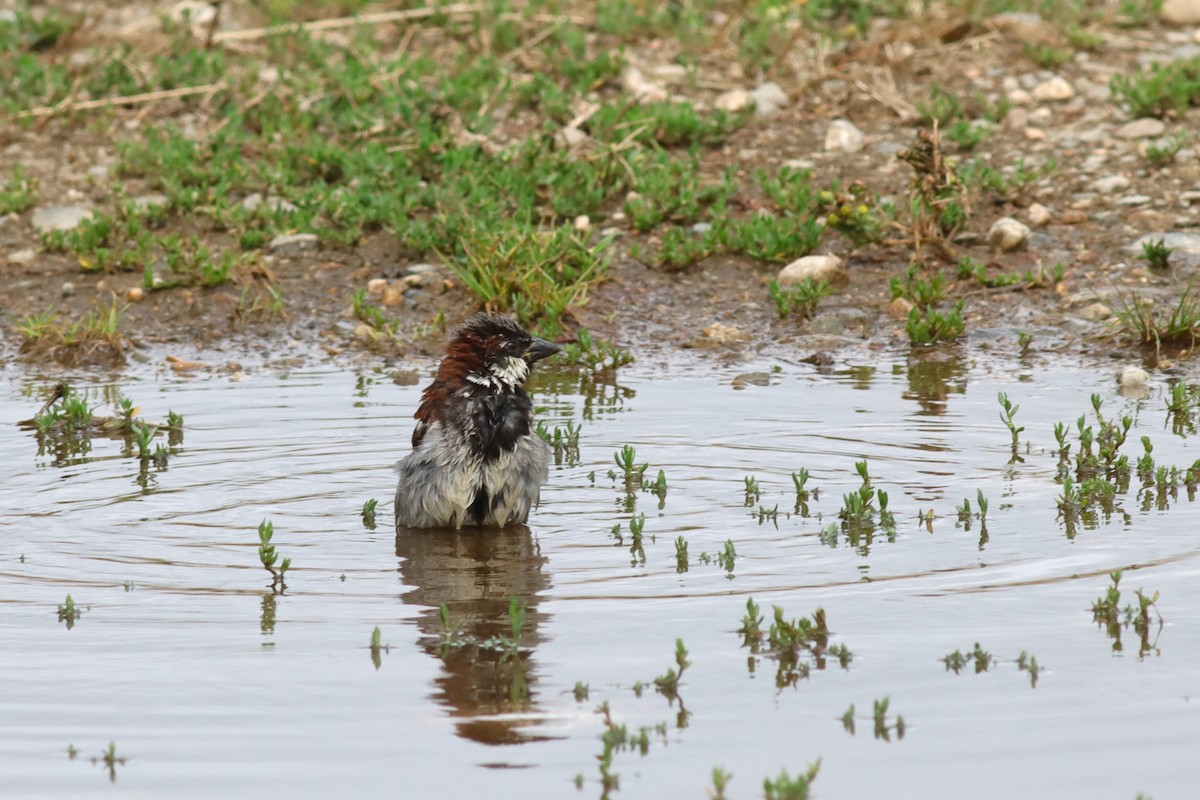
[[394, 312, 561, 529]]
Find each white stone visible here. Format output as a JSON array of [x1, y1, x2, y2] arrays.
[[1026, 203, 1051, 227], [750, 82, 789, 117], [367, 278, 388, 295], [715, 89, 751, 113], [1031, 76, 1075, 102], [1117, 365, 1151, 387], [1092, 175, 1131, 194], [824, 119, 865, 153], [777, 254, 849, 289], [242, 192, 297, 213], [621, 67, 668, 104], [554, 126, 588, 150], [647, 64, 688, 85], [987, 217, 1031, 252], [1007, 89, 1033, 106], [1077, 302, 1112, 321], [1162, 0, 1200, 24], [573, 215, 590, 232], [31, 205, 92, 233], [701, 323, 750, 344], [7, 247, 37, 266], [1115, 118, 1167, 139], [130, 193, 169, 211], [269, 233, 318, 256]]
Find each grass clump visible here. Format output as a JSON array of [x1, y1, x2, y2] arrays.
[[1111, 58, 1200, 118], [1108, 282, 1200, 353], [14, 301, 128, 364]]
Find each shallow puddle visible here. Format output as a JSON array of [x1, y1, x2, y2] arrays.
[[3, 349, 1198, 797]]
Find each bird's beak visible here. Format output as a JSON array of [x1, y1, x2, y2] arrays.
[[525, 337, 562, 363]]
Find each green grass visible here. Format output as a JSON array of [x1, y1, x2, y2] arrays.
[[1111, 58, 1200, 118]]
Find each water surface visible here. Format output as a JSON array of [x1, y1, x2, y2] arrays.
[[2, 349, 1197, 798]]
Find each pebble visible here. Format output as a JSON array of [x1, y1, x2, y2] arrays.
[[269, 233, 319, 257], [700, 323, 750, 344], [7, 248, 36, 266], [715, 89, 750, 113], [1007, 88, 1033, 106], [555, 126, 587, 149], [381, 287, 404, 307], [887, 296, 915, 320], [130, 194, 169, 211], [824, 119, 865, 153], [1031, 76, 1075, 102], [124, 287, 145, 302], [1115, 118, 1166, 139], [986, 217, 1031, 252], [573, 215, 590, 232], [1091, 175, 1131, 194], [691, 222, 713, 234], [1117, 365, 1151, 387], [242, 193, 298, 213], [1161, 0, 1200, 24], [61, 281, 75, 297], [777, 254, 849, 289], [750, 82, 789, 117], [1077, 302, 1112, 321], [1179, 191, 1200, 206], [31, 205, 92, 233], [1115, 194, 1153, 206], [1026, 202, 1052, 227], [731, 372, 771, 389], [367, 278, 388, 295], [648, 64, 688, 85], [621, 67, 668, 104]]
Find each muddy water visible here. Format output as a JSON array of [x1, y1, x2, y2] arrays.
[[2, 351, 1198, 798]]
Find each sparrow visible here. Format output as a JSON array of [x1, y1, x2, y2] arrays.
[[394, 312, 562, 529]]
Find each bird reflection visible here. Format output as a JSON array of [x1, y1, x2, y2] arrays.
[[395, 525, 552, 745]]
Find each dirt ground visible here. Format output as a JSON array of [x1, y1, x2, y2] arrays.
[[3, 2, 1200, 371]]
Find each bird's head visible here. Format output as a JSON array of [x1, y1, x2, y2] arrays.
[[441, 312, 561, 391]]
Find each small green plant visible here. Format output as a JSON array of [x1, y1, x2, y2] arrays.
[[872, 696, 905, 741], [762, 761, 821, 800], [710, 766, 733, 800], [1144, 133, 1187, 168], [0, 165, 37, 214], [792, 468, 815, 514], [906, 301, 965, 345], [1016, 650, 1040, 688], [768, 278, 832, 320], [652, 638, 691, 700], [674, 535, 688, 573], [536, 421, 582, 465], [1017, 331, 1033, 355], [614, 444, 648, 487], [744, 475, 761, 506], [559, 328, 634, 371], [941, 642, 996, 674], [573, 681, 589, 702], [257, 519, 290, 593], [1091, 570, 1163, 656], [998, 391, 1024, 455], [361, 498, 378, 529], [1136, 238, 1173, 272], [738, 597, 765, 647], [57, 593, 81, 629], [369, 626, 390, 670]]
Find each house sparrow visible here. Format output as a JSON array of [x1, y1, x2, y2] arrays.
[[395, 312, 561, 529]]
